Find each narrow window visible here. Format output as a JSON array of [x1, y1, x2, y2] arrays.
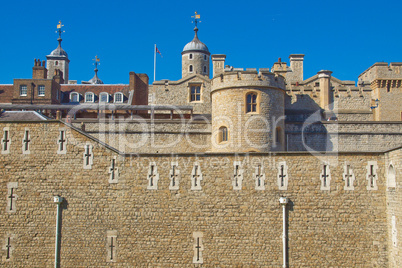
[[38, 85, 45, 96], [55, 61, 58, 66], [83, 143, 93, 169], [108, 157, 119, 184], [246, 93, 257, 113], [2, 128, 11, 154], [189, 54, 193, 60], [232, 161, 244, 190], [20, 85, 27, 96], [392, 215, 398, 247], [4, 235, 14, 261], [366, 161, 378, 190], [204, 55, 207, 61], [191, 163, 203, 191], [189, 65, 193, 73], [57, 129, 67, 154], [169, 162, 180, 190], [320, 163, 331, 191], [107, 231, 117, 262], [219, 126, 228, 143], [203, 66, 207, 73], [193, 232, 204, 264], [147, 162, 159, 190], [388, 163, 396, 189], [343, 163, 355, 190], [190, 85, 201, 102], [22, 129, 30, 154], [277, 161, 289, 190], [6, 182, 18, 213], [254, 164, 266, 190], [275, 127, 281, 146]]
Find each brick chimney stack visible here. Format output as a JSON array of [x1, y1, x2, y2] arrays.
[[53, 69, 65, 84], [32, 59, 48, 79]]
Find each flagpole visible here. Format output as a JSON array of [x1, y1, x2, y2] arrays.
[[154, 44, 156, 82]]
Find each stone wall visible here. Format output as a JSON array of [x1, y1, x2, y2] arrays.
[[286, 122, 402, 152], [385, 146, 402, 267], [0, 121, 393, 267]]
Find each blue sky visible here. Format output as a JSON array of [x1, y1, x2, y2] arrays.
[[0, 0, 401, 84]]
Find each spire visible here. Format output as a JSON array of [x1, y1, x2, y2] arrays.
[[83, 56, 104, 84], [56, 21, 65, 50], [182, 11, 209, 54]]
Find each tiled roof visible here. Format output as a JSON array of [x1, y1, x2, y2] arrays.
[[60, 84, 130, 95], [0, 85, 14, 103], [0, 111, 48, 121]]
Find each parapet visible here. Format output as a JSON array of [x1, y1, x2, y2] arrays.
[[211, 68, 286, 92]]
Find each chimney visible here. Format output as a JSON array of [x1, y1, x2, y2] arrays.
[[318, 70, 333, 110], [53, 69, 65, 84], [129, 72, 149, 105], [289, 54, 304, 82], [32, 59, 48, 79], [212, 54, 226, 77]]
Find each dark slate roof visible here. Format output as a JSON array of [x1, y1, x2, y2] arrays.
[[0, 111, 48, 121], [60, 84, 129, 95]]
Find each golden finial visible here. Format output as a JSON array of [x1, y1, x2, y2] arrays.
[[191, 11, 201, 27]]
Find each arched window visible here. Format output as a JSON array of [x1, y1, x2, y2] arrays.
[[204, 55, 207, 61], [85, 92, 94, 103], [203, 66, 207, 73], [189, 65, 193, 73], [100, 92, 109, 103], [114, 92, 124, 103], [388, 163, 396, 188], [70, 92, 79, 102], [246, 93, 258, 113], [219, 126, 228, 143], [189, 54, 193, 60]]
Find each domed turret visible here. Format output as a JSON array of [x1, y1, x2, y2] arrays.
[[181, 26, 210, 78], [46, 21, 70, 84]]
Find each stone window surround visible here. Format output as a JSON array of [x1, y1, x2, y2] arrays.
[[22, 128, 30, 155], [320, 162, 331, 191], [106, 230, 117, 263], [387, 162, 396, 189], [192, 231, 204, 264], [191, 162, 203, 191], [108, 156, 119, 184], [277, 161, 289, 190], [6, 182, 18, 213], [218, 125, 229, 144], [147, 162, 160, 190], [169, 161, 180, 190], [189, 83, 202, 103], [1, 127, 11, 154], [189, 65, 193, 73], [83, 142, 94, 170], [232, 161, 244, 190], [189, 53, 193, 60], [57, 128, 67, 154], [343, 162, 355, 190], [244, 91, 260, 114], [254, 163, 266, 190], [366, 161, 378, 190], [2, 234, 15, 262]]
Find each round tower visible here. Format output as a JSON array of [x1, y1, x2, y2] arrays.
[[182, 26, 210, 78], [46, 21, 70, 84], [211, 69, 286, 152]]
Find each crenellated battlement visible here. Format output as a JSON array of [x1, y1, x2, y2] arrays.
[[211, 68, 286, 92]]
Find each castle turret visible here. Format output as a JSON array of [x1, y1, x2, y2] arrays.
[[212, 54, 226, 77], [181, 26, 210, 78], [211, 66, 286, 152], [46, 21, 69, 84]]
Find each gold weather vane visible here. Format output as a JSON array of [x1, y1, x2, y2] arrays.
[[56, 21, 65, 39], [93, 55, 100, 69], [191, 11, 201, 27]]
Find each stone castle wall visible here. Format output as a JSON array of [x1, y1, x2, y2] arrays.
[[0, 121, 394, 267], [385, 147, 402, 267]]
